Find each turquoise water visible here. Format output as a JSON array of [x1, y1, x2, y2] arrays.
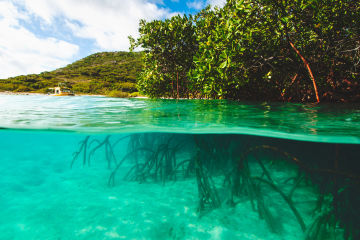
[[0, 95, 359, 239], [0, 95, 359, 143]]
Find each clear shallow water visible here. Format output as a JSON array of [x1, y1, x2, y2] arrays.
[[1, 131, 359, 240], [0, 95, 359, 143], [0, 95, 359, 240]]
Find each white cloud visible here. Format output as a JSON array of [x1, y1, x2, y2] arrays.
[[187, 1, 205, 10], [207, 0, 227, 8], [16, 0, 172, 51], [0, 1, 79, 78], [0, 0, 173, 78], [187, 0, 226, 11]]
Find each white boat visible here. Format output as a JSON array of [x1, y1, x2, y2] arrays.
[[49, 86, 75, 96]]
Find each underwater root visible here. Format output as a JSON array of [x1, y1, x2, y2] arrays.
[[252, 176, 306, 232], [235, 144, 360, 239], [88, 135, 117, 168], [71, 136, 90, 168], [305, 207, 339, 240], [71, 135, 130, 168], [121, 135, 190, 185], [71, 136, 360, 239], [233, 145, 309, 233], [240, 145, 360, 183], [239, 145, 306, 170], [195, 151, 221, 215], [108, 147, 155, 186]]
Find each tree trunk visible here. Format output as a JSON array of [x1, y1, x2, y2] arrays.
[[177, 72, 179, 99], [289, 41, 320, 103]]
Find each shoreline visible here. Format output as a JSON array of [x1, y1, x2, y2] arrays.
[[0, 91, 45, 96], [2, 91, 357, 103], [0, 91, 148, 98], [0, 91, 103, 96]]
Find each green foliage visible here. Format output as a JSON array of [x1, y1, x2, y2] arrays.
[[129, 92, 141, 97], [107, 90, 130, 98], [0, 51, 143, 95], [133, 0, 360, 102], [133, 15, 198, 98], [191, 1, 282, 99]]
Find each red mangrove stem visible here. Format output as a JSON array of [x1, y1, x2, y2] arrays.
[[289, 41, 320, 103]]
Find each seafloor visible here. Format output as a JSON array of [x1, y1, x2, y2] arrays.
[[1, 130, 359, 240]]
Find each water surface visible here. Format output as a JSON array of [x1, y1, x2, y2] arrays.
[[0, 95, 359, 143]]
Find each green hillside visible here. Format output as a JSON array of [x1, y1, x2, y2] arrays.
[[0, 51, 143, 96]]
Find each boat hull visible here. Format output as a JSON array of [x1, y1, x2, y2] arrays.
[[51, 93, 75, 96]]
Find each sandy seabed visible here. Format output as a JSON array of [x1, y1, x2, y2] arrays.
[[0, 131, 320, 240]]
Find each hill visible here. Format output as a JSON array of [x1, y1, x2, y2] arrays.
[[0, 51, 143, 96]]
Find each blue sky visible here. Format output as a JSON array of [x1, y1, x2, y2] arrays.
[[0, 0, 226, 78]]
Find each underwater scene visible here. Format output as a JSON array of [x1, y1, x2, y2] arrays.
[[0, 95, 359, 240]]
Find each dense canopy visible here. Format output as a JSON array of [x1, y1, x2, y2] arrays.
[[133, 0, 360, 102]]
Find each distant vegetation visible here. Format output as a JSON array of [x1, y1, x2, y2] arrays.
[[132, 0, 360, 102], [0, 51, 143, 96]]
